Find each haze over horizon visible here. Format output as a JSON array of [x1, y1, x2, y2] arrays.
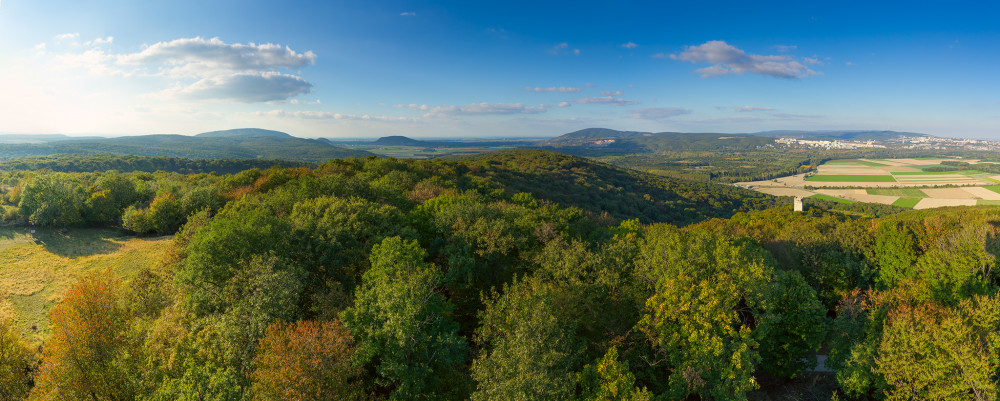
[[1, 0, 998, 139]]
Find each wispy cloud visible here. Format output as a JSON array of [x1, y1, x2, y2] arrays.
[[621, 42, 638, 49], [629, 107, 692, 119], [426, 102, 547, 116], [575, 96, 637, 106], [548, 42, 580, 55], [773, 45, 797, 53], [524, 86, 582, 93], [400, 11, 416, 17], [260, 110, 415, 122], [55, 33, 79, 41], [85, 36, 114, 46], [671, 40, 817, 79], [394, 104, 430, 111], [732, 105, 773, 112], [600, 90, 622, 96], [770, 112, 825, 119]]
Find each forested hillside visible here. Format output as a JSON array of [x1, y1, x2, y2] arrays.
[[0, 150, 997, 400], [0, 132, 370, 162]]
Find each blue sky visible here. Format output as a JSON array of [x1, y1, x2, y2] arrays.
[[1, 0, 998, 138]]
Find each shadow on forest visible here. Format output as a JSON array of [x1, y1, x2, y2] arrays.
[[27, 228, 124, 258]]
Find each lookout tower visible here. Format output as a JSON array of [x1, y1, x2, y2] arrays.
[[793, 197, 804, 212]]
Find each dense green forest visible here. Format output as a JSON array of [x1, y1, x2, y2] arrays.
[[1, 149, 999, 400]]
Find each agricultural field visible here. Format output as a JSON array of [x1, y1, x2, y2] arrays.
[[738, 158, 1000, 209], [0, 227, 172, 344]]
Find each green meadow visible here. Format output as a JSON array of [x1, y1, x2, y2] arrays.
[[0, 227, 172, 344]]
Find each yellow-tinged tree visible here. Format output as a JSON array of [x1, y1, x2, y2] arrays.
[[251, 320, 361, 401], [31, 272, 144, 400], [634, 225, 773, 400], [0, 320, 34, 401]]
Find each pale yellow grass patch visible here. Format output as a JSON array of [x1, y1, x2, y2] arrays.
[[914, 198, 977, 209], [963, 187, 1000, 201], [816, 167, 892, 175], [882, 167, 922, 173], [920, 188, 981, 199]]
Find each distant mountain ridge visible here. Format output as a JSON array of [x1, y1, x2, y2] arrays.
[[749, 130, 929, 141], [0, 128, 371, 162], [195, 128, 293, 138], [542, 128, 775, 153]]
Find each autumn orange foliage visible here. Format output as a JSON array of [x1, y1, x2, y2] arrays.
[[251, 319, 361, 401]]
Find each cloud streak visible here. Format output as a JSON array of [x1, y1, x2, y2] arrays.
[[629, 107, 692, 120], [426, 103, 547, 116], [671, 40, 817, 79], [575, 96, 637, 106], [524, 86, 582, 93]]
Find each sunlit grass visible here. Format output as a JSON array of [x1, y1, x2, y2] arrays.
[[0, 227, 172, 344]]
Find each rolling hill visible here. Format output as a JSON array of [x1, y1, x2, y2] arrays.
[[541, 128, 775, 154], [0, 129, 371, 162]]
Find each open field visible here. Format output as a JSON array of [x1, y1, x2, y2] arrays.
[[805, 175, 896, 182], [0, 227, 172, 344], [738, 157, 1000, 210]]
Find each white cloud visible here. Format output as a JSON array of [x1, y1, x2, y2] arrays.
[[803, 57, 823, 66], [621, 42, 638, 49], [629, 107, 693, 119], [426, 102, 547, 116], [45, 37, 320, 102], [600, 90, 622, 96], [85, 36, 114, 46], [557, 101, 571, 107], [55, 33, 79, 41], [774, 45, 797, 52], [671, 40, 817, 79], [119, 37, 316, 77], [53, 49, 121, 75], [845, 61, 854, 66], [289, 99, 321, 105], [400, 11, 416, 16], [575, 96, 637, 106], [733, 105, 773, 112], [524, 86, 582, 93], [172, 72, 312, 102]]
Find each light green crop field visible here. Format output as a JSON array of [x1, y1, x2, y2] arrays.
[[805, 175, 896, 182], [892, 198, 922, 208], [891, 170, 985, 175], [978, 200, 1000, 206], [0, 227, 172, 344], [809, 194, 855, 203], [867, 188, 928, 197], [984, 185, 1000, 195], [825, 160, 889, 167]]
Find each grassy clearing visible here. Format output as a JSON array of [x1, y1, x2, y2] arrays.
[[0, 227, 172, 344], [867, 188, 927, 197], [892, 198, 922, 208], [984, 185, 1000, 195], [982, 177, 1000, 184], [809, 194, 856, 203], [978, 200, 1000, 206], [805, 175, 896, 182]]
